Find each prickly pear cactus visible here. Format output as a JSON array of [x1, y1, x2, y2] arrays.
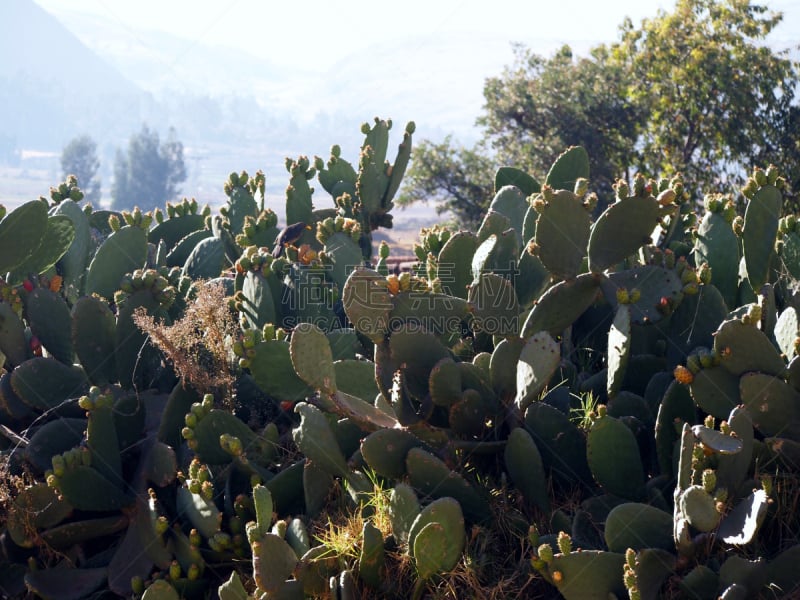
[[4, 127, 800, 600]]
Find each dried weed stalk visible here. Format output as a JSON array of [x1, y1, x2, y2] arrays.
[[133, 281, 237, 395]]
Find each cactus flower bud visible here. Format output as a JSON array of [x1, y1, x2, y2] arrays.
[[168, 560, 181, 581], [131, 576, 145, 595], [623, 568, 637, 589], [78, 395, 93, 411], [657, 189, 677, 206], [537, 543, 554, 563], [625, 548, 637, 570], [213, 532, 232, 549], [764, 164, 779, 185], [51, 455, 66, 477], [746, 304, 762, 324], [272, 519, 288, 538], [674, 365, 694, 384], [220, 433, 243, 457], [702, 469, 717, 494], [573, 178, 589, 196], [201, 480, 214, 501], [742, 178, 758, 199], [557, 531, 572, 555], [633, 173, 647, 196], [698, 348, 713, 369], [386, 274, 400, 295], [731, 216, 744, 237], [153, 515, 169, 536], [188, 528, 202, 547], [614, 179, 630, 200], [528, 525, 540, 547], [682, 282, 699, 295]]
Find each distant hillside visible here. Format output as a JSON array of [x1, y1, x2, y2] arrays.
[[39, 6, 533, 142], [0, 0, 137, 94], [31, 7, 292, 97], [0, 0, 144, 147]]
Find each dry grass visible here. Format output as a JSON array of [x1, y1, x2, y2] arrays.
[[133, 281, 237, 397], [305, 471, 553, 600]]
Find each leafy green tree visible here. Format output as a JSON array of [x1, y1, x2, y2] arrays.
[[480, 44, 644, 199], [401, 0, 799, 226], [397, 137, 495, 228], [61, 134, 101, 203], [112, 125, 187, 211], [612, 0, 798, 190], [401, 44, 644, 227]]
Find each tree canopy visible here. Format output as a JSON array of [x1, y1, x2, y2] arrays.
[[400, 0, 799, 227], [614, 0, 797, 189], [112, 125, 186, 211], [395, 137, 495, 226], [61, 134, 101, 204]]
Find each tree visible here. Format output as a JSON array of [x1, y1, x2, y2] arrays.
[[397, 137, 495, 228], [479, 44, 644, 200], [612, 0, 798, 191], [401, 0, 799, 226], [112, 125, 187, 211], [61, 135, 101, 203], [401, 44, 645, 227]]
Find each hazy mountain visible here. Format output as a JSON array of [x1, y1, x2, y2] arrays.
[[0, 0, 137, 94], [37, 5, 541, 143], [0, 0, 146, 147], [31, 7, 292, 98]]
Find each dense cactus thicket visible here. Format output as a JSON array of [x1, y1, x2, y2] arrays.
[[2, 118, 800, 599]]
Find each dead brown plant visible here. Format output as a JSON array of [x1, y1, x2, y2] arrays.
[[133, 281, 237, 396]]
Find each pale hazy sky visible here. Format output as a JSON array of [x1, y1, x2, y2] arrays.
[[34, 0, 686, 69]]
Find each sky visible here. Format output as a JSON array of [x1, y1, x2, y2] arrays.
[[33, 0, 686, 70]]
